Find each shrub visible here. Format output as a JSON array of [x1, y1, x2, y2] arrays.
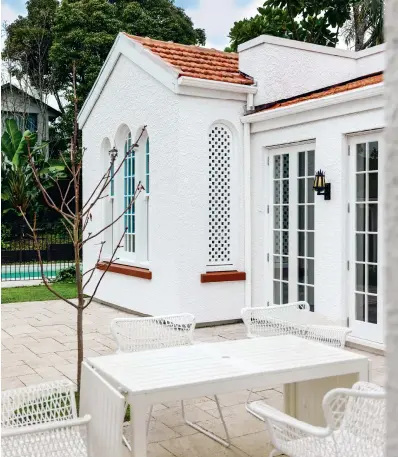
[[54, 266, 76, 283]]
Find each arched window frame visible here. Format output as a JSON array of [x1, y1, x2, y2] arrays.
[[206, 121, 238, 272]]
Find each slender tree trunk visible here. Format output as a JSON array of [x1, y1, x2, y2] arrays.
[[385, 1, 398, 454], [353, 3, 366, 51]]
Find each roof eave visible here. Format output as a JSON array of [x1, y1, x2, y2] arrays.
[[177, 76, 257, 94], [242, 82, 384, 124]]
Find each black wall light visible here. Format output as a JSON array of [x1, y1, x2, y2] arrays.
[[313, 169, 331, 200]]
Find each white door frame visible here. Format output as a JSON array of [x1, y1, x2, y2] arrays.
[[265, 141, 316, 308], [347, 131, 384, 343]]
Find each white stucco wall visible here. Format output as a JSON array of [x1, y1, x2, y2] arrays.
[[82, 53, 247, 323], [239, 36, 357, 106], [239, 36, 385, 107], [249, 93, 384, 328], [82, 53, 181, 317]]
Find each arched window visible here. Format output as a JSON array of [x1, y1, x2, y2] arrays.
[[145, 138, 150, 193], [123, 132, 135, 253], [208, 124, 232, 267]]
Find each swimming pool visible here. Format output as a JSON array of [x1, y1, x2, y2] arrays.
[[1, 263, 73, 281]]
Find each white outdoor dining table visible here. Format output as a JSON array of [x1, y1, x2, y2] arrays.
[[85, 335, 370, 457]]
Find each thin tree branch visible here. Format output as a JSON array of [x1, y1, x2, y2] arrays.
[[81, 182, 144, 246], [82, 241, 105, 289], [83, 228, 127, 309], [18, 209, 78, 309]]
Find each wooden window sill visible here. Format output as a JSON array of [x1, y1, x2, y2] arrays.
[[96, 262, 152, 280], [200, 271, 246, 283]]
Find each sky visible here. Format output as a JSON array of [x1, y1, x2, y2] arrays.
[[1, 0, 263, 50]]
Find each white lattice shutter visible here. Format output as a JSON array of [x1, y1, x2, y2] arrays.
[[208, 124, 232, 266]]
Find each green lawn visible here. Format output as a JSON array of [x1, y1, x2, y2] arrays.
[[1, 283, 77, 304]]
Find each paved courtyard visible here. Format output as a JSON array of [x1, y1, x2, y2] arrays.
[[1, 300, 386, 457]]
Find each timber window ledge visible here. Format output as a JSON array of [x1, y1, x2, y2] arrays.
[[96, 262, 152, 280], [200, 271, 246, 283]]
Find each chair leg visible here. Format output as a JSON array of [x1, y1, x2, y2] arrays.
[[181, 398, 231, 447], [245, 389, 265, 421], [146, 405, 154, 436]]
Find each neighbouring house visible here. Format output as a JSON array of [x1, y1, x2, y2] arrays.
[[1, 82, 60, 142], [79, 32, 385, 349]]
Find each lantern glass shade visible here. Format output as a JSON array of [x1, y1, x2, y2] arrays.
[[313, 170, 326, 191]]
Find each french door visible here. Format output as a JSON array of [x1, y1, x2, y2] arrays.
[[348, 132, 384, 343], [268, 143, 316, 310]]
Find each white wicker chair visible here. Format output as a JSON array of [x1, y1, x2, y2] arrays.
[[249, 382, 385, 457], [242, 302, 352, 420], [241, 302, 351, 348], [110, 314, 231, 447], [1, 380, 91, 457]]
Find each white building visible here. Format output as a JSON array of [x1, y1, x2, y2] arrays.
[[79, 32, 385, 349]]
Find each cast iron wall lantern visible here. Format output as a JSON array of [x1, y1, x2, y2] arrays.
[[313, 169, 331, 200]]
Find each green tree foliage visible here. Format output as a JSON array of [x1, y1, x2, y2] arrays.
[[226, 0, 353, 51], [2, 0, 62, 111], [343, 0, 384, 50], [1, 119, 65, 216]]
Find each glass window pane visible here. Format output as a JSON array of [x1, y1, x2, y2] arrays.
[[368, 204, 378, 232], [274, 206, 280, 229], [274, 232, 280, 254], [307, 150, 315, 176], [298, 232, 305, 257], [298, 206, 305, 230], [283, 154, 289, 178], [368, 265, 377, 295], [356, 234, 365, 262], [282, 257, 289, 281], [368, 234, 378, 263], [274, 281, 281, 305], [307, 205, 314, 230], [273, 256, 281, 279], [298, 151, 305, 177], [283, 206, 289, 229], [369, 173, 378, 202], [298, 258, 305, 284], [356, 174, 366, 202], [307, 232, 314, 258], [274, 155, 281, 179], [274, 181, 280, 204], [307, 286, 314, 311], [356, 143, 366, 171], [368, 295, 377, 324], [282, 282, 289, 303], [283, 179, 289, 203], [368, 141, 378, 171], [298, 179, 305, 203], [356, 204, 366, 232], [298, 285, 305, 301], [307, 178, 314, 203], [307, 259, 314, 285], [356, 294, 365, 321], [282, 231, 289, 255], [356, 264, 365, 292]]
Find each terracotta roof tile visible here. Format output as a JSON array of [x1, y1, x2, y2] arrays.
[[254, 72, 383, 113], [124, 34, 254, 86]]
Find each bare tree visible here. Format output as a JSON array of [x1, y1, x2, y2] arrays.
[[18, 64, 146, 391]]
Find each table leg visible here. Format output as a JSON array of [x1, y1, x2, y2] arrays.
[[284, 372, 360, 426], [129, 397, 148, 457]]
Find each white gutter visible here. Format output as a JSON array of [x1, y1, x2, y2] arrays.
[[244, 95, 252, 308], [178, 76, 257, 94], [242, 83, 383, 124]]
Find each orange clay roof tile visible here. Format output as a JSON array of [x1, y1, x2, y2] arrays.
[[124, 33, 254, 86], [255, 72, 383, 113]]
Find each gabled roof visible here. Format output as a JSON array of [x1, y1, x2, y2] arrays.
[[251, 72, 383, 113], [123, 34, 254, 86]]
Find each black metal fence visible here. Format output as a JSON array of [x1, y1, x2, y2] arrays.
[[1, 223, 75, 281]]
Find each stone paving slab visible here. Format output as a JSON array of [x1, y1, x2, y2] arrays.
[[1, 299, 386, 457]]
